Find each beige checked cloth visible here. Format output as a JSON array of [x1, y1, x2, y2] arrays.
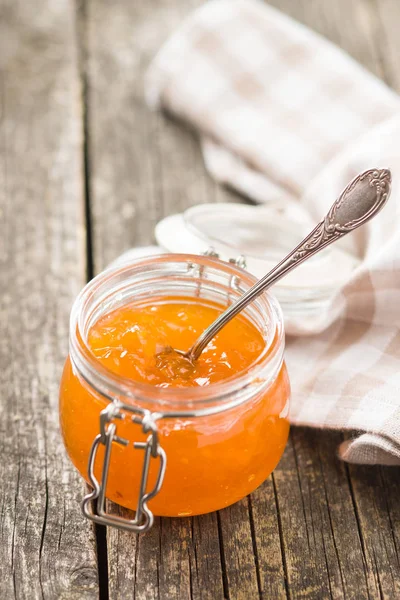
[[142, 0, 400, 464]]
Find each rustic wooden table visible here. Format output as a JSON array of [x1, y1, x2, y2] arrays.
[[2, 1, 400, 598]]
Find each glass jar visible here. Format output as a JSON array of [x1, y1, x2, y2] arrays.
[[59, 254, 290, 533]]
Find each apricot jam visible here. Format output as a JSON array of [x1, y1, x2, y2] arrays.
[[89, 300, 266, 387], [59, 255, 290, 520]]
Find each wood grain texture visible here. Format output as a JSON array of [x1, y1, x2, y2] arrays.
[[84, 0, 234, 597], [82, 0, 400, 599], [0, 0, 98, 598], [376, 0, 400, 91], [84, 0, 235, 274]]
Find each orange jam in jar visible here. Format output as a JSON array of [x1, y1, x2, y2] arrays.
[[60, 254, 290, 531]]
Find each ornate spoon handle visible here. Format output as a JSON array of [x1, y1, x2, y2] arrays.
[[187, 168, 391, 361]]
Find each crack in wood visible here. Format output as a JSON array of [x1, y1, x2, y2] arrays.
[[247, 495, 263, 599], [10, 461, 21, 572], [344, 462, 374, 599], [74, 0, 94, 282], [271, 473, 290, 600], [317, 447, 346, 596], [216, 512, 230, 600], [95, 524, 110, 600]]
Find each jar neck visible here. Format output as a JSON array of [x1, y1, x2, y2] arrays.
[[69, 254, 285, 416]]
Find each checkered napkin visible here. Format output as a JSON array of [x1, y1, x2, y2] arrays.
[[144, 0, 400, 465]]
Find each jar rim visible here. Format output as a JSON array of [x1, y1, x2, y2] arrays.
[[69, 253, 285, 411]]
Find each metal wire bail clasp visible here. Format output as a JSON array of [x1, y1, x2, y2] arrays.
[[81, 400, 166, 533]]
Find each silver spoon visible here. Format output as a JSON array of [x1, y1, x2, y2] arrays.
[[159, 168, 391, 364]]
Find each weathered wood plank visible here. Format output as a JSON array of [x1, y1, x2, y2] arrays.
[[376, 0, 400, 92], [267, 0, 386, 79], [106, 506, 226, 600], [249, 477, 288, 599], [347, 461, 400, 598], [85, 0, 234, 274], [85, 0, 235, 598], [218, 499, 261, 599], [274, 429, 376, 599], [85, 0, 400, 599], [0, 0, 98, 598]]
